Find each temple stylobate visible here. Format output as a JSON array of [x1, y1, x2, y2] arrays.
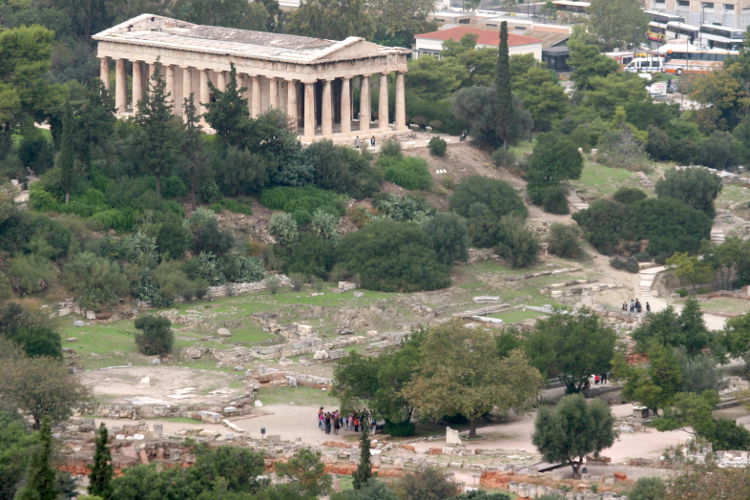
[[93, 14, 409, 142]]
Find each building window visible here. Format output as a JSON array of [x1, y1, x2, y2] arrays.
[[655, 0, 665, 4], [678, 0, 690, 6], [724, 3, 735, 10], [702, 2, 715, 8]]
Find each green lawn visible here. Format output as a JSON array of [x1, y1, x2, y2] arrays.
[[574, 162, 639, 197], [689, 297, 750, 316], [717, 184, 750, 208], [488, 309, 547, 323]]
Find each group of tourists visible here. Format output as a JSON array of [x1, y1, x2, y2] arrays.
[[583, 372, 610, 391], [622, 298, 650, 314], [317, 407, 372, 435]]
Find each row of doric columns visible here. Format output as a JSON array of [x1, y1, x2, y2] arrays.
[[100, 56, 407, 140]]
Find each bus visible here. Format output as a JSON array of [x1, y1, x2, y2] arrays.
[[551, 0, 590, 13], [645, 10, 684, 42], [700, 24, 744, 50], [665, 21, 700, 43], [656, 41, 737, 74]]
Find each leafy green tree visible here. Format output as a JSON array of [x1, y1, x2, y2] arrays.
[[191, 445, 267, 494], [269, 212, 299, 246], [613, 187, 647, 204], [0, 410, 35, 500], [449, 175, 527, 220], [423, 212, 469, 266], [656, 168, 722, 219], [0, 302, 62, 359], [133, 316, 174, 357], [337, 220, 450, 292], [667, 464, 750, 499], [392, 467, 460, 500], [352, 415, 373, 490], [567, 27, 619, 91], [370, 0, 436, 47], [0, 355, 89, 429], [287, 0, 375, 40], [628, 477, 666, 500], [63, 252, 129, 311], [282, 233, 335, 278], [666, 252, 715, 292], [631, 299, 711, 355], [134, 63, 182, 196], [494, 215, 540, 268], [406, 56, 468, 101], [525, 310, 616, 393], [452, 86, 531, 147], [526, 133, 582, 205], [204, 64, 249, 149], [304, 140, 381, 199], [721, 311, 750, 362], [547, 223, 584, 259], [512, 65, 568, 131], [613, 343, 683, 415], [16, 418, 58, 500], [496, 21, 513, 148], [452, 491, 511, 500], [188, 208, 234, 256], [532, 394, 616, 478], [331, 480, 398, 500], [88, 423, 113, 499], [274, 448, 331, 498], [403, 321, 542, 438], [587, 0, 648, 50]]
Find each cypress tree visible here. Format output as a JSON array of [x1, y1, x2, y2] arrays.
[[16, 418, 58, 500], [88, 423, 113, 499], [496, 20, 513, 149], [352, 414, 373, 490], [58, 105, 76, 205]]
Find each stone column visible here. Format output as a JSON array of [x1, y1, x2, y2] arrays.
[[99, 57, 110, 90], [322, 79, 333, 137], [182, 67, 193, 103], [243, 74, 253, 114], [359, 75, 370, 133], [395, 72, 406, 131], [165, 65, 175, 110], [287, 79, 298, 130], [269, 77, 279, 109], [132, 61, 143, 110], [216, 71, 226, 92], [199, 68, 210, 116], [379, 72, 389, 130], [115, 58, 127, 114], [304, 81, 316, 141], [340, 77, 351, 134], [251, 76, 261, 117], [147, 63, 157, 94]]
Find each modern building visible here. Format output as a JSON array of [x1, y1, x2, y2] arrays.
[[644, 0, 750, 28], [94, 14, 410, 142], [414, 25, 544, 60]]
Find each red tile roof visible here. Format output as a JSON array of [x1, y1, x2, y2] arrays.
[[415, 26, 542, 47]]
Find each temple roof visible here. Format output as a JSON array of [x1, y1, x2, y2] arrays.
[[93, 14, 408, 64]]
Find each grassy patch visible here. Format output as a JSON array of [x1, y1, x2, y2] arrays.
[[693, 297, 750, 315], [488, 309, 547, 323], [256, 386, 339, 407], [574, 162, 638, 197], [717, 184, 750, 208]]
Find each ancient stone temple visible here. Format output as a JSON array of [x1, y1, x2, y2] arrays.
[[93, 14, 409, 142]]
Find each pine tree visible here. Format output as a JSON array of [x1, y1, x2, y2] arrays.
[[181, 94, 210, 209], [135, 60, 181, 196], [204, 62, 250, 149], [16, 418, 58, 500], [496, 20, 513, 149], [352, 414, 373, 490], [88, 423, 113, 499]]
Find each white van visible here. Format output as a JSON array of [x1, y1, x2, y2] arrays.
[[624, 57, 664, 73]]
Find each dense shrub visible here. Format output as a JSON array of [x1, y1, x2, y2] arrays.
[[268, 212, 299, 246], [428, 136, 447, 157], [372, 193, 433, 222], [134, 316, 174, 356], [492, 147, 517, 168], [612, 187, 647, 204], [304, 140, 382, 198], [152, 261, 203, 305], [547, 223, 584, 259], [379, 156, 432, 190], [609, 256, 639, 273], [187, 208, 234, 256], [0, 302, 62, 359], [337, 220, 450, 292], [63, 252, 129, 311], [495, 216, 540, 268], [18, 130, 54, 174], [423, 212, 469, 265], [449, 175, 527, 219], [383, 420, 416, 437], [379, 138, 402, 157], [156, 214, 191, 260], [655, 167, 722, 218], [8, 255, 55, 295], [526, 133, 583, 199], [540, 185, 569, 214], [282, 233, 337, 279], [218, 254, 264, 282], [260, 186, 345, 225], [309, 208, 339, 241]]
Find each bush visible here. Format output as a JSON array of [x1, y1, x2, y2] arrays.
[[613, 187, 647, 204], [187, 208, 234, 256], [379, 138, 402, 157], [337, 220, 450, 292], [449, 175, 527, 219], [492, 147, 517, 168], [372, 193, 433, 222], [210, 197, 253, 215], [304, 140, 382, 198], [62, 252, 129, 311], [423, 212, 469, 265], [152, 261, 199, 305], [260, 186, 345, 225], [547, 223, 584, 259], [609, 256, 639, 273], [628, 477, 665, 500], [269, 212, 299, 246], [282, 233, 336, 279], [379, 156, 432, 190], [134, 316, 174, 356], [383, 420, 415, 437], [218, 254, 265, 282], [266, 275, 281, 294], [541, 185, 569, 214], [655, 167, 722, 218], [89, 209, 131, 232], [309, 208, 339, 241], [494, 216, 540, 268], [289, 272, 306, 291], [428, 136, 447, 157], [8, 254, 55, 295]]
